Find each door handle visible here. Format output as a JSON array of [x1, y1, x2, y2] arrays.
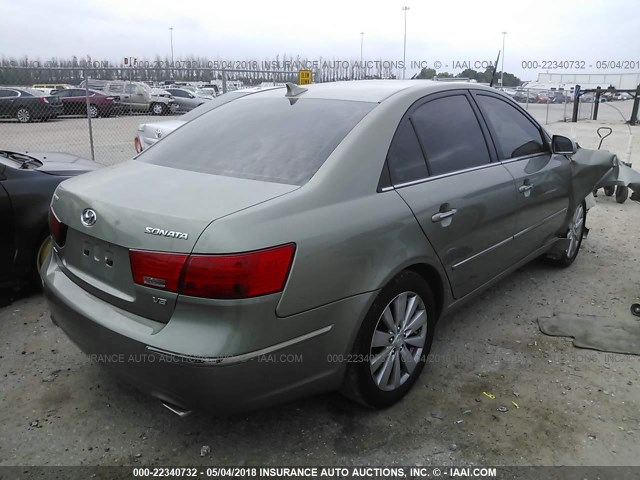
[[518, 184, 534, 193], [431, 209, 457, 223]]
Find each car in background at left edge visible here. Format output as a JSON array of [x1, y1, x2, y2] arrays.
[[0, 150, 101, 289]]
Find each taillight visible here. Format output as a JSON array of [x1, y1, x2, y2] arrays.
[[129, 244, 295, 299], [182, 244, 296, 299], [134, 136, 143, 153], [48, 208, 68, 247], [129, 250, 188, 292]]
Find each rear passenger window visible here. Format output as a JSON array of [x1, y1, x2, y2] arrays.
[[387, 121, 428, 185], [476, 95, 545, 159], [411, 95, 491, 176]]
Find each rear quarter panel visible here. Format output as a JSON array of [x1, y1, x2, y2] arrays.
[[192, 91, 455, 317]]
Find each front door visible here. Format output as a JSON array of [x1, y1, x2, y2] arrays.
[[472, 93, 571, 255]]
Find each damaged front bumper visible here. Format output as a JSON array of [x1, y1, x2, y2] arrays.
[[570, 147, 640, 202]]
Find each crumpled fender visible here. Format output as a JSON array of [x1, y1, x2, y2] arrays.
[[570, 146, 640, 202]]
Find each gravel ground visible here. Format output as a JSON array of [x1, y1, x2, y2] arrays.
[[1, 196, 639, 467]]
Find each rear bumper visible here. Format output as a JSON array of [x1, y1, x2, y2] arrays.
[[42, 253, 374, 413]]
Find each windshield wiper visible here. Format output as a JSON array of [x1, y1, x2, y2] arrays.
[[0, 150, 43, 169]]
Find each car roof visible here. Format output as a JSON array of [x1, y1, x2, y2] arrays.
[[248, 80, 498, 103], [3, 86, 45, 95]]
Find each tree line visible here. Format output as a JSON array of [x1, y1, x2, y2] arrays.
[[416, 67, 522, 86], [0, 55, 522, 87]]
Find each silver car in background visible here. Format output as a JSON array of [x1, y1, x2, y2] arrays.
[[44, 81, 605, 414], [163, 88, 207, 112]]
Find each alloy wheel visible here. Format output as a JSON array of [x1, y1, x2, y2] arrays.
[[16, 107, 31, 123], [152, 103, 164, 115], [566, 204, 584, 258], [369, 291, 428, 392]]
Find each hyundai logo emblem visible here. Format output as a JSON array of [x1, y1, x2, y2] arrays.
[[81, 208, 97, 227]]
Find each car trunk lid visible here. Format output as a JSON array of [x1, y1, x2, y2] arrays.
[[51, 161, 298, 322]]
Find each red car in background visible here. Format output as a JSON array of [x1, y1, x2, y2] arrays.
[[52, 88, 121, 118], [534, 92, 551, 104]]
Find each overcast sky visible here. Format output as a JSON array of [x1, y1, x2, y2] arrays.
[[1, 0, 639, 80]]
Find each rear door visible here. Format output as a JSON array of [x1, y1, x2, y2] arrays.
[[129, 84, 148, 110], [107, 83, 128, 110], [53, 89, 73, 113], [472, 93, 571, 255], [389, 91, 520, 299]]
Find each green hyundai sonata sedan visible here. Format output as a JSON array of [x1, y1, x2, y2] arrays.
[[42, 80, 598, 414]]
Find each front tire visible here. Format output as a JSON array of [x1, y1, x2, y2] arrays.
[[341, 271, 436, 408], [151, 102, 166, 115], [615, 186, 628, 204], [546, 202, 586, 268], [88, 104, 99, 118]]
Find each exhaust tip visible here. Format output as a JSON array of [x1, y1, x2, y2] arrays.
[[160, 400, 192, 418]]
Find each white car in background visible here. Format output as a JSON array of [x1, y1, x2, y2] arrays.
[[134, 86, 280, 153]]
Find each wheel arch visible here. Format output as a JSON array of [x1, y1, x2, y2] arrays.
[[404, 263, 446, 320]]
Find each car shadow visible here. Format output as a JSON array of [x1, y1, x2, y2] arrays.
[[0, 284, 43, 307]]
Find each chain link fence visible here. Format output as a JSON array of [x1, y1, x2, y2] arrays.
[[500, 87, 576, 124], [502, 86, 638, 125], [0, 67, 298, 165], [3, 66, 638, 167]]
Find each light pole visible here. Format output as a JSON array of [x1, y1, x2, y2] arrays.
[[402, 6, 409, 79], [170, 27, 174, 65], [501, 31, 507, 87]]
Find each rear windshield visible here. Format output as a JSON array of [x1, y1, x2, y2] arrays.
[[137, 97, 375, 185], [178, 90, 251, 121]]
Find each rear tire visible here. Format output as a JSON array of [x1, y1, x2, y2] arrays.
[[16, 107, 32, 123], [603, 186, 615, 197], [30, 235, 52, 289], [545, 202, 586, 268], [341, 271, 436, 408]]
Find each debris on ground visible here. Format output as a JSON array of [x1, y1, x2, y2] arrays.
[[200, 445, 211, 457]]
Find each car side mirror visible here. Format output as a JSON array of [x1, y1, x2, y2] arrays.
[[551, 135, 577, 155], [188, 94, 195, 99]]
